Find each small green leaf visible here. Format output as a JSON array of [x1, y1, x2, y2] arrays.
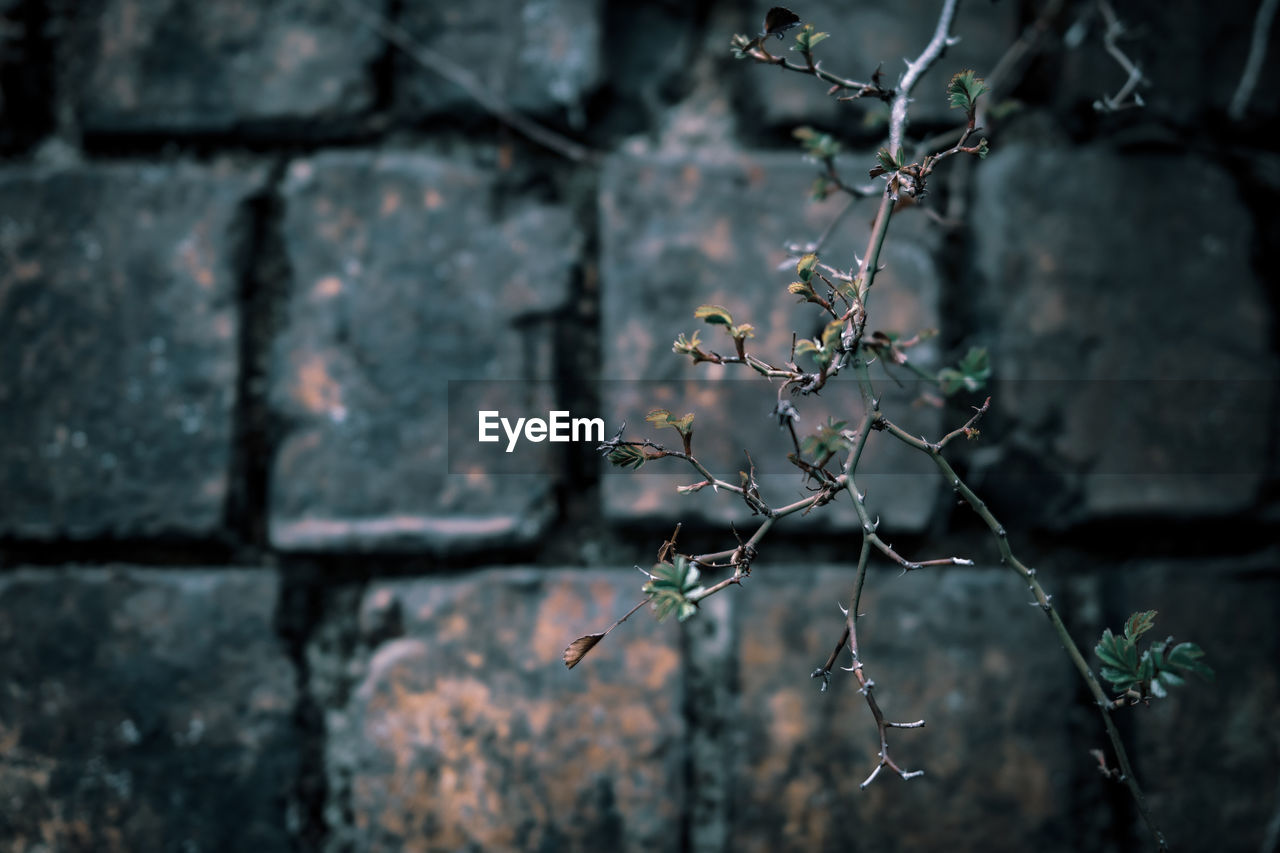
[[1125, 610, 1158, 642], [875, 147, 902, 173], [645, 408, 672, 427], [607, 444, 648, 470], [793, 126, 841, 159], [796, 253, 819, 282], [644, 555, 705, 622], [820, 319, 844, 350], [673, 330, 702, 355], [732, 322, 755, 340], [947, 69, 990, 112], [695, 304, 734, 326], [788, 281, 814, 296], [976, 138, 990, 159]]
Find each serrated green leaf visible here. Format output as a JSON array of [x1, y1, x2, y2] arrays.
[[670, 413, 695, 434], [732, 323, 755, 340], [1125, 610, 1158, 642], [607, 444, 648, 470], [958, 346, 991, 380], [947, 69, 990, 111], [976, 138, 990, 159], [1167, 642, 1214, 680], [1157, 670, 1186, 688], [797, 253, 819, 282], [645, 408, 672, 427], [695, 304, 734, 326], [820, 319, 844, 351], [794, 339, 819, 356], [937, 367, 965, 395], [875, 147, 901, 173], [788, 281, 814, 296], [1149, 679, 1168, 698], [1100, 666, 1135, 687], [673, 330, 702, 354]]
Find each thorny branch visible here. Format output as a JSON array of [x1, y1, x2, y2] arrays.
[[569, 4, 1177, 846]]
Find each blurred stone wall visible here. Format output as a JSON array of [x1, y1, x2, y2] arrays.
[[1, 1, 1278, 851]]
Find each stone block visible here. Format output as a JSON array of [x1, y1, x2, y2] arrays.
[[64, 0, 384, 134], [599, 151, 946, 534], [327, 568, 684, 851], [738, 0, 1018, 133], [969, 143, 1275, 522], [730, 564, 1083, 850], [0, 162, 260, 538], [396, 0, 603, 121], [270, 151, 579, 552], [0, 567, 298, 852]]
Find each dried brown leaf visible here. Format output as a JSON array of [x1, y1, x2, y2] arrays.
[[563, 633, 604, 669]]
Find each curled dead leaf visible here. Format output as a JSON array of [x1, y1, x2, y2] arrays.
[[563, 633, 604, 669]]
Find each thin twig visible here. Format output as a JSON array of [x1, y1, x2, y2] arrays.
[[333, 0, 599, 164], [1229, 0, 1279, 120], [1094, 0, 1146, 112]]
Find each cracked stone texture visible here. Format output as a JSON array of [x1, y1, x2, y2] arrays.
[[730, 564, 1084, 851], [270, 150, 579, 553], [0, 567, 298, 852], [396, 0, 603, 120], [738, 0, 1018, 133], [326, 568, 684, 851], [599, 151, 946, 534], [969, 142, 1275, 523], [0, 162, 260, 538], [64, 0, 385, 134]]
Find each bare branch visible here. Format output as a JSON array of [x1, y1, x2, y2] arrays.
[[1094, 0, 1147, 112], [888, 0, 962, 159], [1229, 0, 1279, 120], [333, 0, 599, 164]]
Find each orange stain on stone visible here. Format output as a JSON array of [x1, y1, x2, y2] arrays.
[[700, 217, 733, 262], [295, 353, 344, 416], [532, 583, 589, 665], [313, 275, 343, 299], [380, 189, 402, 217]]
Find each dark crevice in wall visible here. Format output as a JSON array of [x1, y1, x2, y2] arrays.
[[367, 0, 405, 116], [274, 562, 345, 853], [0, 536, 237, 568], [224, 158, 291, 555], [0, 0, 56, 155]]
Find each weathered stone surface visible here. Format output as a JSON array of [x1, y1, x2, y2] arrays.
[[397, 0, 603, 121], [730, 564, 1083, 850], [1118, 553, 1280, 852], [270, 151, 579, 552], [739, 0, 1018, 133], [0, 567, 298, 852], [0, 162, 259, 539], [327, 568, 683, 851], [970, 143, 1275, 521], [599, 152, 945, 533], [64, 0, 384, 134]]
